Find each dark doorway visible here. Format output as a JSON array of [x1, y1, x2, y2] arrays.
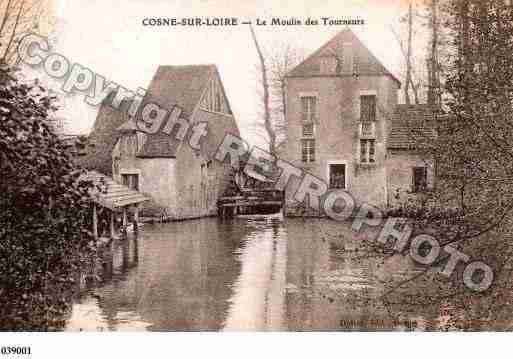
[[329, 164, 346, 189], [412, 167, 427, 193]]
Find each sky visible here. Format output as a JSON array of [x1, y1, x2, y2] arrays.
[[39, 0, 411, 146]]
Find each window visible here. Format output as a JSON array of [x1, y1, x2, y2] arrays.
[[412, 167, 427, 193], [121, 134, 138, 156], [122, 174, 139, 191], [302, 122, 314, 137], [329, 164, 346, 189], [301, 96, 316, 122], [300, 95, 317, 163], [360, 95, 376, 122], [301, 139, 315, 163], [360, 139, 376, 163]]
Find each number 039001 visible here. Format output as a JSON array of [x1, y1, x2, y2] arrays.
[[1, 347, 31, 355]]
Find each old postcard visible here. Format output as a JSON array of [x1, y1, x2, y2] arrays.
[[1, 0, 512, 355]]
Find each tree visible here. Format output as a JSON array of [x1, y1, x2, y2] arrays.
[[431, 0, 513, 234], [0, 0, 54, 67], [426, 0, 442, 106], [249, 25, 275, 155], [385, 0, 513, 329], [391, 1, 422, 104], [0, 70, 97, 330], [249, 26, 304, 153], [403, 0, 416, 105], [268, 45, 304, 148]]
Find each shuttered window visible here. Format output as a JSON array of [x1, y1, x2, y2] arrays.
[[301, 96, 316, 122]]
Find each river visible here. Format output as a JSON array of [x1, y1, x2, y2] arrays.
[[64, 217, 495, 331]]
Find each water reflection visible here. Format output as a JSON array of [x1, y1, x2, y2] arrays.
[[65, 217, 493, 331], [67, 218, 251, 331], [223, 221, 287, 331]]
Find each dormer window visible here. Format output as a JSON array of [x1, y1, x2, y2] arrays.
[[342, 42, 353, 73], [320, 56, 336, 74]]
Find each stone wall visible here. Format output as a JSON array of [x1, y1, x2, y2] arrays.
[[172, 139, 230, 220], [112, 140, 178, 217]]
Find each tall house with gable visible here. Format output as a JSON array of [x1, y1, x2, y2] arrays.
[[282, 29, 435, 212]]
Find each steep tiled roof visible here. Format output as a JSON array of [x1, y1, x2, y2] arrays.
[[83, 65, 222, 172], [387, 105, 438, 149], [80, 98, 131, 175], [286, 29, 401, 86], [135, 65, 238, 159], [145, 65, 214, 117], [194, 109, 240, 160]]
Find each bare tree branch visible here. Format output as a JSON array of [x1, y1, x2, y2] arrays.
[[249, 24, 276, 155]]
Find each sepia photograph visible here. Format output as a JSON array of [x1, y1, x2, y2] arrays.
[[0, 0, 512, 357]]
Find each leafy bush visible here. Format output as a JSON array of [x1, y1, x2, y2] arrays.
[[0, 73, 97, 330]]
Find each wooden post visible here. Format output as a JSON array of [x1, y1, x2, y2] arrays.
[[110, 210, 116, 239], [122, 206, 128, 238], [92, 204, 98, 240], [133, 203, 140, 235], [122, 207, 127, 226]]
